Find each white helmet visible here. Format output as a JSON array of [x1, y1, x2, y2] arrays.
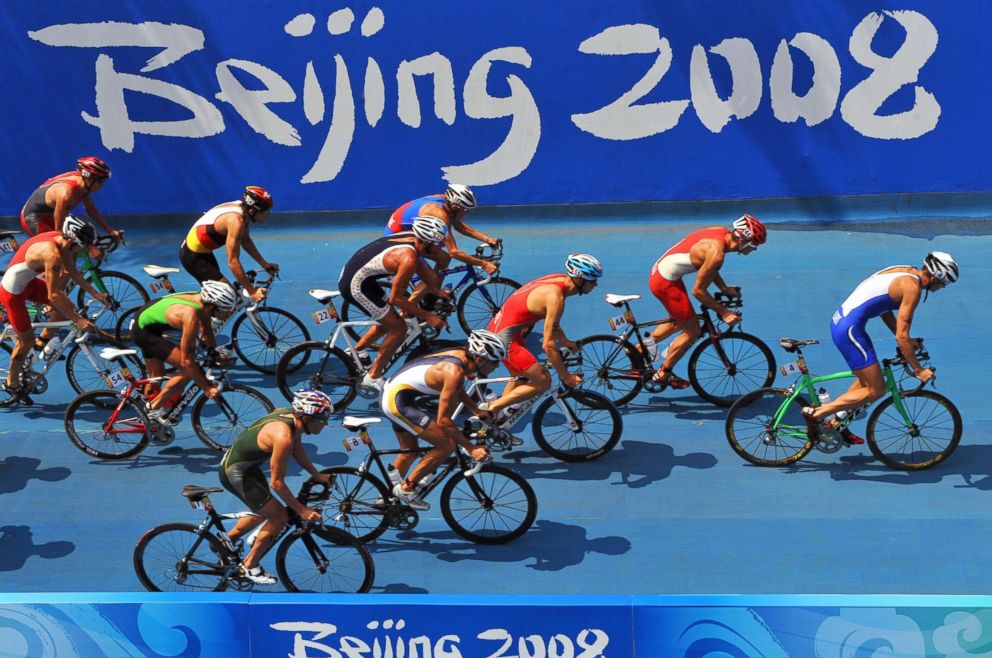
[[292, 389, 334, 419], [199, 280, 239, 311], [564, 253, 603, 280], [445, 184, 477, 210], [62, 215, 97, 247], [467, 329, 507, 362], [923, 251, 959, 284], [411, 216, 448, 245]]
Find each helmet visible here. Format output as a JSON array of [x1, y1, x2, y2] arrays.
[[76, 156, 111, 180], [445, 184, 477, 210], [292, 389, 334, 419], [199, 280, 239, 311], [923, 251, 959, 284], [242, 186, 274, 213], [732, 214, 767, 245], [564, 253, 603, 280], [62, 215, 97, 247], [467, 329, 507, 362], [411, 216, 448, 245]]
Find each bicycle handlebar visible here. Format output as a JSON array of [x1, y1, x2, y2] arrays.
[[474, 240, 503, 262], [714, 288, 743, 309]]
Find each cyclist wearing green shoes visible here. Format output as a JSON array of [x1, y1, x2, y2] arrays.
[[803, 251, 958, 440]]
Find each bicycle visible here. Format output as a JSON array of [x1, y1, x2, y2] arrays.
[[115, 266, 309, 375], [0, 301, 144, 406], [339, 242, 521, 336], [574, 290, 775, 407], [71, 234, 150, 336], [274, 288, 454, 410], [319, 416, 537, 544], [133, 479, 374, 593], [724, 338, 962, 470], [63, 347, 275, 459]]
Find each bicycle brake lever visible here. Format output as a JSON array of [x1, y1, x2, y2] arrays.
[[463, 454, 492, 477]]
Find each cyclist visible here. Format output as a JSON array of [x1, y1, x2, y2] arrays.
[[338, 216, 451, 390], [132, 280, 238, 425], [380, 330, 501, 509], [385, 184, 501, 277], [180, 186, 279, 303], [19, 156, 122, 240], [803, 251, 958, 442], [218, 389, 335, 585], [0, 217, 106, 403], [482, 254, 603, 422], [646, 214, 766, 389]]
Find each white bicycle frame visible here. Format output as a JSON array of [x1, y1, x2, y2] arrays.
[[323, 316, 424, 371], [451, 363, 582, 432]]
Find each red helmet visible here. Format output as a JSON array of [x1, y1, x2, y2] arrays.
[[243, 185, 273, 213], [77, 156, 111, 180], [732, 214, 766, 245]]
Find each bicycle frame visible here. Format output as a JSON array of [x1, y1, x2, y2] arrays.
[[103, 363, 237, 429], [453, 364, 582, 432], [323, 313, 425, 370], [1, 303, 112, 380]]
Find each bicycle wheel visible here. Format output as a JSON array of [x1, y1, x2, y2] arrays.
[[688, 332, 776, 407], [866, 390, 962, 470], [191, 385, 275, 452], [275, 342, 358, 409], [725, 388, 814, 467], [575, 334, 645, 406], [230, 307, 311, 375], [276, 525, 375, 593], [456, 276, 521, 334], [134, 522, 229, 592], [113, 305, 142, 344], [318, 466, 391, 542], [532, 388, 622, 462], [64, 390, 150, 459], [440, 464, 537, 544], [65, 341, 146, 396], [77, 271, 150, 335]]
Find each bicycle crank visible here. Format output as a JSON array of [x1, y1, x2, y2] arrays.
[[148, 424, 176, 446], [386, 506, 420, 531], [813, 429, 844, 453], [23, 371, 47, 395]]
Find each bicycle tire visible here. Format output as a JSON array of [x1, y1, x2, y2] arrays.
[[275, 342, 358, 409], [575, 334, 645, 406], [866, 390, 962, 470], [76, 270, 150, 335], [230, 307, 310, 375], [65, 340, 145, 396], [191, 384, 275, 452], [725, 387, 814, 467], [440, 464, 537, 544], [133, 522, 230, 592], [64, 389, 150, 459], [276, 525, 375, 593], [532, 388, 623, 462], [318, 466, 391, 542], [688, 332, 776, 407], [456, 276, 521, 334]]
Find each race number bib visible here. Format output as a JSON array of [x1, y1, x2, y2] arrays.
[[341, 434, 371, 452], [608, 310, 634, 331], [149, 280, 174, 293], [106, 369, 128, 388], [779, 361, 801, 376], [312, 303, 339, 325]]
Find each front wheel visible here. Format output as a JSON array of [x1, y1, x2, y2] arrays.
[[440, 465, 537, 544], [77, 270, 150, 336], [64, 390, 150, 459], [276, 526, 375, 593], [275, 342, 358, 410], [688, 332, 775, 407], [317, 466, 391, 542], [191, 385, 275, 452], [725, 388, 814, 467], [532, 388, 622, 462], [133, 523, 230, 592], [230, 307, 310, 375], [456, 276, 521, 334], [575, 334, 645, 406], [866, 390, 962, 470]]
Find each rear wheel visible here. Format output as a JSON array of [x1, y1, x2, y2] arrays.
[[866, 390, 962, 470], [725, 388, 814, 466], [440, 465, 537, 544], [276, 526, 375, 593], [532, 389, 622, 462], [64, 390, 149, 459], [318, 466, 391, 542], [77, 271, 149, 336], [191, 385, 275, 452], [456, 276, 521, 334], [134, 523, 229, 592], [688, 332, 775, 406], [575, 334, 644, 406], [230, 307, 310, 375], [275, 342, 358, 409], [65, 341, 145, 396]]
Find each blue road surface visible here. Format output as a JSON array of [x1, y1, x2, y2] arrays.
[[1, 197, 988, 594]]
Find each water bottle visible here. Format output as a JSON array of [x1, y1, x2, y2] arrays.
[[41, 335, 61, 359], [817, 388, 836, 425], [642, 333, 659, 361], [386, 464, 403, 488]]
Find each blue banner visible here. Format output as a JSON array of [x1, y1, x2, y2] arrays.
[[2, 1, 990, 215]]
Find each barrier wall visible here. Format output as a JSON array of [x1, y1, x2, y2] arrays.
[[3, 594, 992, 657], [3, 2, 992, 214]]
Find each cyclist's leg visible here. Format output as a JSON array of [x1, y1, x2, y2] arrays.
[[342, 276, 393, 365], [364, 309, 406, 380], [489, 337, 549, 412], [180, 244, 225, 284], [409, 253, 445, 304], [0, 283, 45, 387], [149, 345, 193, 410], [220, 463, 284, 570], [648, 276, 700, 383], [381, 387, 453, 485], [810, 320, 886, 421]]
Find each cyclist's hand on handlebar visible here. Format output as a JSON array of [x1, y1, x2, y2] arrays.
[[109, 229, 125, 243], [204, 385, 220, 399], [425, 313, 447, 329], [300, 506, 322, 523], [469, 445, 490, 462], [75, 316, 96, 333], [263, 262, 279, 275], [561, 372, 583, 389], [916, 367, 935, 383], [720, 310, 742, 325], [438, 287, 455, 300], [311, 472, 333, 486], [481, 261, 498, 275], [486, 237, 501, 248], [250, 287, 267, 302]]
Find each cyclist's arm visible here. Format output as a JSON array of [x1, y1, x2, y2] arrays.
[[178, 311, 212, 389], [48, 185, 74, 233], [711, 271, 735, 295], [541, 290, 571, 378], [42, 251, 83, 321], [691, 246, 729, 313], [265, 425, 311, 515], [389, 251, 435, 320], [291, 438, 324, 480], [198, 309, 217, 348], [59, 248, 104, 300], [81, 196, 115, 234], [224, 219, 255, 295], [452, 216, 497, 247], [443, 230, 489, 268], [240, 232, 272, 271], [892, 281, 925, 374]]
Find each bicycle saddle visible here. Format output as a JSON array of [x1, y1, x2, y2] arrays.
[[181, 485, 223, 501], [779, 338, 819, 352], [309, 289, 341, 304], [143, 265, 180, 279], [100, 347, 138, 360], [604, 293, 641, 306], [0, 229, 19, 239], [342, 416, 382, 431]]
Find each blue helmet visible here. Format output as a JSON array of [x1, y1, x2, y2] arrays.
[[564, 253, 603, 280]]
